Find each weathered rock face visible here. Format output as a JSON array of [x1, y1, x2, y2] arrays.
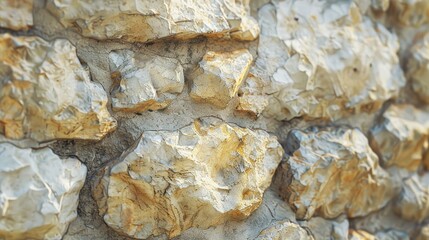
[[383, 0, 429, 27], [394, 173, 429, 222], [0, 34, 117, 142], [0, 0, 33, 30], [0, 143, 86, 240], [303, 216, 349, 240], [274, 127, 398, 220], [255, 221, 313, 240], [370, 104, 429, 171], [46, 0, 259, 42], [236, 0, 405, 120], [93, 118, 283, 239], [189, 50, 253, 108], [407, 33, 429, 103], [109, 50, 184, 112]]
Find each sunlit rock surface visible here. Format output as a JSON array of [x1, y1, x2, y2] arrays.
[[46, 0, 259, 42], [0, 143, 87, 240], [302, 216, 349, 240], [407, 32, 429, 104], [0, 34, 117, 142], [255, 221, 313, 240], [93, 118, 283, 239], [274, 127, 397, 220], [236, 0, 405, 120], [0, 0, 32, 30], [370, 104, 429, 171], [109, 50, 184, 112], [190, 49, 253, 108]]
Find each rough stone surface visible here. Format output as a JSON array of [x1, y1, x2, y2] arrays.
[[407, 32, 429, 104], [274, 127, 397, 220], [190, 49, 253, 108], [0, 143, 87, 240], [255, 221, 313, 240], [93, 118, 283, 239], [46, 0, 259, 42], [109, 50, 184, 112], [370, 104, 429, 171], [0, 34, 117, 142], [0, 0, 33, 30], [302, 216, 349, 240]]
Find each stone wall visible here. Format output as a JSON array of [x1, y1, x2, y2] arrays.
[[1, 0, 429, 239]]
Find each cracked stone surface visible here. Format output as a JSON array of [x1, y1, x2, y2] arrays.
[[190, 49, 253, 108], [93, 118, 283, 239], [0, 0, 33, 30], [0, 34, 117, 142], [109, 50, 184, 112], [274, 126, 398, 220], [0, 143, 87, 240], [45, 0, 259, 43], [255, 220, 313, 240]]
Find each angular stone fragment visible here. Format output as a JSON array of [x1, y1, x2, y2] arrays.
[[303, 216, 349, 240], [93, 118, 283, 239], [407, 33, 429, 103], [237, 1, 405, 120], [46, 0, 259, 43], [349, 230, 375, 240], [255, 221, 313, 240], [274, 127, 397, 220], [394, 173, 429, 222], [370, 104, 429, 171], [0, 143, 87, 239], [0, 34, 117, 142], [0, 0, 33, 30], [190, 50, 253, 108], [109, 50, 184, 112]]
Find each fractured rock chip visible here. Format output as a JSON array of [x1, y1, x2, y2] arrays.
[[93, 118, 283, 239], [0, 143, 87, 240], [370, 104, 429, 171], [46, 0, 259, 42], [0, 0, 33, 30], [0, 34, 117, 142], [109, 50, 184, 112], [255, 221, 313, 240], [407, 32, 429, 104], [274, 127, 397, 220], [236, 1, 405, 120], [303, 216, 349, 240], [190, 49, 253, 108]]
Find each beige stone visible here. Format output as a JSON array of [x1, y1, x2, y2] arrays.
[[0, 0, 33, 30], [274, 127, 397, 220], [407, 33, 429, 104], [388, 0, 429, 27], [46, 0, 259, 43], [417, 225, 429, 240], [109, 50, 184, 112], [190, 49, 253, 108], [0, 143, 87, 240], [349, 230, 375, 240], [0, 34, 117, 142], [93, 118, 283, 239], [370, 104, 429, 171], [303, 216, 349, 240], [255, 221, 313, 240]]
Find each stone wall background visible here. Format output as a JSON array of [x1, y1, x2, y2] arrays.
[[1, 0, 429, 239]]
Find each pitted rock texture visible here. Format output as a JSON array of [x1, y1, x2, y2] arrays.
[[93, 118, 283, 239], [236, 0, 405, 120], [46, 0, 259, 43], [190, 49, 253, 108], [109, 50, 184, 112], [0, 0, 33, 30], [255, 221, 313, 240], [274, 127, 397, 220], [407, 32, 429, 104], [370, 104, 429, 171], [0, 143, 86, 240], [0, 34, 117, 142]]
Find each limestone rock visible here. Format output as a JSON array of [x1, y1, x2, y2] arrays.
[[349, 230, 375, 240], [255, 221, 313, 240], [417, 225, 429, 240], [0, 0, 33, 30], [190, 50, 253, 108], [0, 143, 87, 240], [303, 216, 349, 240], [370, 104, 429, 171], [46, 0, 259, 43], [394, 173, 429, 222], [407, 33, 429, 104], [386, 0, 429, 27], [93, 118, 283, 239], [237, 1, 405, 120], [109, 50, 184, 112], [274, 127, 397, 220], [0, 34, 117, 142]]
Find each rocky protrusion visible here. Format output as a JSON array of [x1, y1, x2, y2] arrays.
[[0, 0, 33, 30], [370, 104, 429, 171], [109, 50, 184, 112], [274, 127, 398, 220], [407, 33, 429, 104], [46, 0, 259, 43], [93, 118, 283, 239], [0, 143, 87, 239], [0, 34, 117, 142], [190, 50, 253, 108], [255, 221, 313, 240]]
